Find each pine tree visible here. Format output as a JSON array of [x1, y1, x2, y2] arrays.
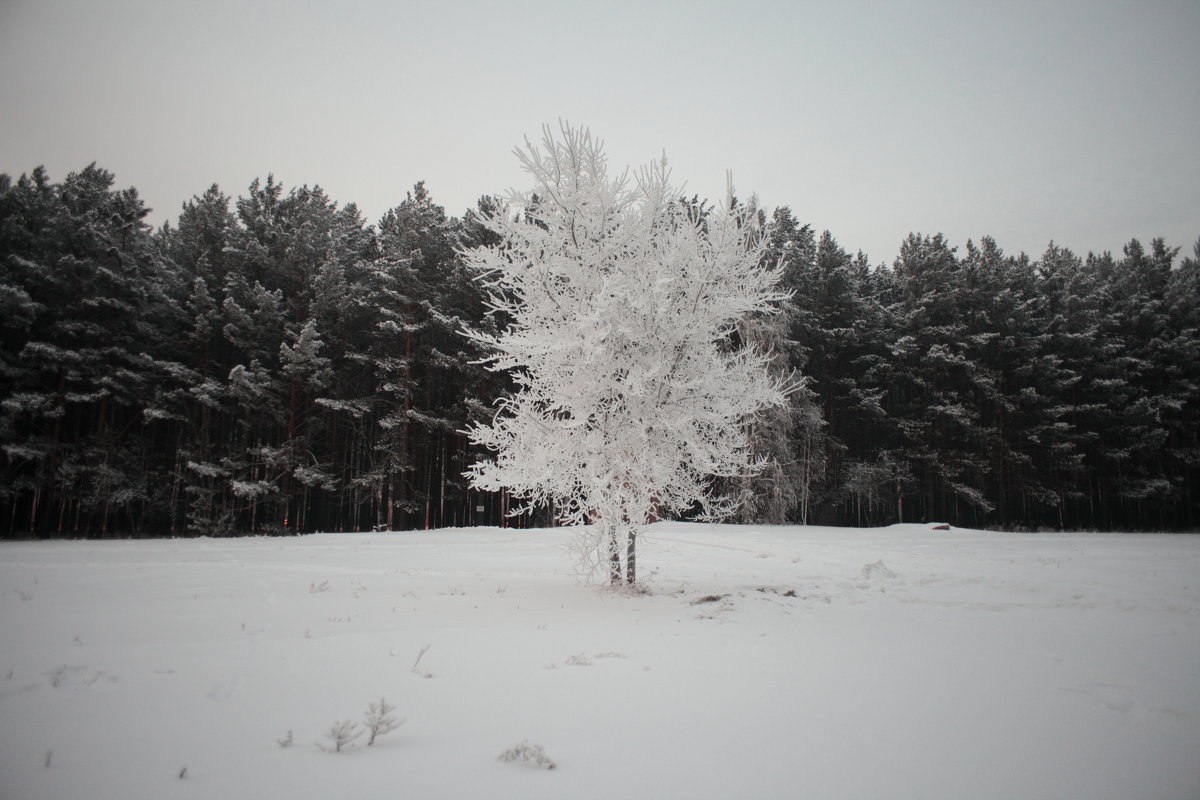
[[1033, 241, 1101, 528], [0, 165, 181, 535], [959, 237, 1058, 528], [1097, 239, 1181, 526], [884, 233, 995, 523], [369, 184, 497, 530], [1163, 240, 1200, 527]]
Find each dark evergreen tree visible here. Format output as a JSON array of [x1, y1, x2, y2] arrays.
[[1094, 238, 1183, 527], [881, 234, 996, 523], [1163, 240, 1200, 527], [373, 184, 496, 529], [0, 165, 182, 535]]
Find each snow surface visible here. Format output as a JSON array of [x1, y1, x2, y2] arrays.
[[1, 522, 1198, 800]]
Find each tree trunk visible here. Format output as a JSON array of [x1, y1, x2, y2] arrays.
[[626, 527, 637, 584], [29, 486, 41, 533], [608, 524, 621, 584], [387, 473, 395, 530]]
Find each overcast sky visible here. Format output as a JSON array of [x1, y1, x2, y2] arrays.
[[2, 0, 1196, 265]]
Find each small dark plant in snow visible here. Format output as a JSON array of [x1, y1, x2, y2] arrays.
[[277, 730, 293, 748], [309, 580, 330, 593], [412, 644, 433, 678], [364, 697, 404, 745], [320, 720, 362, 752], [499, 740, 556, 770]]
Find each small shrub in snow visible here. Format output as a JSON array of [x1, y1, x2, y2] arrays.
[[309, 580, 330, 593], [320, 720, 362, 752], [277, 730, 293, 748], [364, 697, 404, 745], [499, 740, 556, 770], [564, 653, 592, 666], [315, 699, 403, 752]]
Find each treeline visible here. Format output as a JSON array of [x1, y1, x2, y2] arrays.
[[737, 210, 1199, 531], [1, 165, 512, 537], [0, 165, 1196, 536]]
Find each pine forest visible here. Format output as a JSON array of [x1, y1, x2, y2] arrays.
[[1, 164, 1197, 537]]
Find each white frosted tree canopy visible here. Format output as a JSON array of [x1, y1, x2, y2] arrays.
[[463, 123, 793, 582]]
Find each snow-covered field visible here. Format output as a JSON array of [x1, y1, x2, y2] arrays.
[[1, 522, 1197, 800]]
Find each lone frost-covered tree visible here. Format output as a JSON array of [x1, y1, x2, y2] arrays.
[[463, 123, 793, 583]]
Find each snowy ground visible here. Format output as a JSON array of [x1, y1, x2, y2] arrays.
[[1, 522, 1198, 800]]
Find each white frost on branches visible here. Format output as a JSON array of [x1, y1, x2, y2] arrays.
[[462, 122, 794, 582]]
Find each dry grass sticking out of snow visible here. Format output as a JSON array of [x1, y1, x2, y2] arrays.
[[1, 522, 1198, 800]]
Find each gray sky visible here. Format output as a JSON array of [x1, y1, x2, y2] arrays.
[[2, 0, 1197, 265]]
